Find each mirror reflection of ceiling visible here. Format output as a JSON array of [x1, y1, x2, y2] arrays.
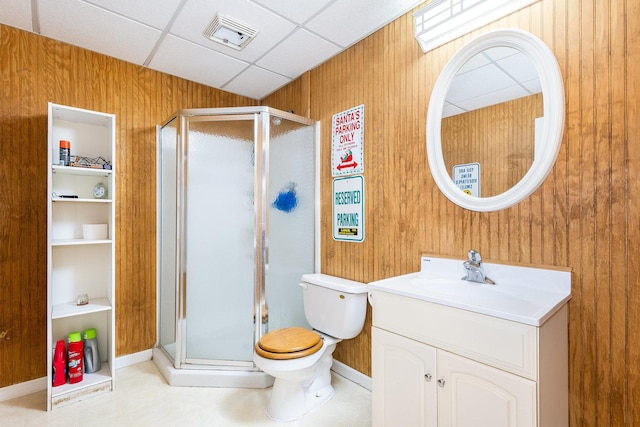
[[443, 46, 541, 118]]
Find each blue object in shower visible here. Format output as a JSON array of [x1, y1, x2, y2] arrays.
[[272, 182, 298, 213]]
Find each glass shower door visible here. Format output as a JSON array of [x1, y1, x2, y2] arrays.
[[183, 115, 256, 366], [264, 117, 316, 332]]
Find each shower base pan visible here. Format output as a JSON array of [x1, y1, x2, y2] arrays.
[[152, 347, 274, 388]]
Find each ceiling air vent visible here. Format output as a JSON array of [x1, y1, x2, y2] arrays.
[[202, 14, 258, 51]]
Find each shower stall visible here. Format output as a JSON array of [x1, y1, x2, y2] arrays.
[[153, 107, 318, 387]]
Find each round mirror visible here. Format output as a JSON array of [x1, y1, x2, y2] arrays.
[[427, 29, 565, 211]]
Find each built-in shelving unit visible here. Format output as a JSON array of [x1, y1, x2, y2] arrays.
[[46, 103, 116, 410]]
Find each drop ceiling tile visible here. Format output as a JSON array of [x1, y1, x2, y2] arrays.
[[170, 0, 296, 62], [38, 0, 162, 65], [522, 78, 542, 94], [458, 51, 491, 74], [256, 29, 340, 78], [0, 0, 32, 32], [447, 64, 513, 103], [483, 46, 520, 61], [149, 34, 250, 89], [251, 0, 333, 24], [497, 53, 539, 85], [443, 102, 466, 118], [223, 66, 291, 99], [457, 85, 529, 112], [8, 0, 426, 99], [84, 0, 183, 30], [305, 0, 421, 47]]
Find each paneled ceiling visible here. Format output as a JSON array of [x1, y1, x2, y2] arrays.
[[2, 0, 423, 100]]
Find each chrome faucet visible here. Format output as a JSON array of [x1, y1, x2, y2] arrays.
[[462, 249, 495, 285]]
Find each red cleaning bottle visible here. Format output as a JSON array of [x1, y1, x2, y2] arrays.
[[52, 339, 67, 387], [67, 331, 84, 384]]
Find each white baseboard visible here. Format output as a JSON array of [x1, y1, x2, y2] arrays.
[[114, 349, 153, 369], [331, 360, 372, 391], [0, 376, 47, 403]]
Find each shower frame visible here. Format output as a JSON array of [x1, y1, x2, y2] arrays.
[[154, 106, 319, 387]]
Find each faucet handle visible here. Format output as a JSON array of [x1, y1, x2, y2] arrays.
[[468, 249, 482, 263]]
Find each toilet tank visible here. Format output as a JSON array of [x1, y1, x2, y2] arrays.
[[300, 273, 368, 339]]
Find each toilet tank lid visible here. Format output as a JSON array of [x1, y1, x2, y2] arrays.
[[301, 273, 368, 294]]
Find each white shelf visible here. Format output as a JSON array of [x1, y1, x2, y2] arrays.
[[51, 364, 112, 396], [52, 239, 112, 246], [52, 298, 112, 319], [51, 364, 113, 409], [52, 165, 112, 176], [51, 103, 113, 127], [52, 198, 112, 203]]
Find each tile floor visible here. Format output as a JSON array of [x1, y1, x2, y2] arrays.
[[0, 361, 372, 427]]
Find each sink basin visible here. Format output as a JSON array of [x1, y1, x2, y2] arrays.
[[368, 256, 571, 326]]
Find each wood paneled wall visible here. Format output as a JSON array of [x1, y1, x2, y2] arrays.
[[0, 24, 256, 387], [266, 0, 639, 425], [2, 0, 639, 424]]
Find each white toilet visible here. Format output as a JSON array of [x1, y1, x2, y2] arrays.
[[253, 273, 368, 421]]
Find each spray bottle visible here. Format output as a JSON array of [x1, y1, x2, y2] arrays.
[[52, 339, 67, 386]]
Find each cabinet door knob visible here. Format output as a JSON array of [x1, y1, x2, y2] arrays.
[[437, 378, 446, 387], [424, 373, 432, 382]]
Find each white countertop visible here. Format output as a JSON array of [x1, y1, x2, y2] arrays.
[[368, 255, 571, 326]]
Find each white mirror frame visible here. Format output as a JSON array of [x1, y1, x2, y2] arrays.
[[426, 29, 565, 212]]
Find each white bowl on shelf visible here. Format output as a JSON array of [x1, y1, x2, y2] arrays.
[[83, 224, 108, 240]]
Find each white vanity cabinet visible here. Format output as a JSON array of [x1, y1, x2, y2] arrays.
[[46, 103, 116, 410], [370, 290, 568, 427]]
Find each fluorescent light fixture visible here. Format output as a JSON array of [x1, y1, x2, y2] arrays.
[[414, 0, 539, 53], [203, 14, 258, 51]]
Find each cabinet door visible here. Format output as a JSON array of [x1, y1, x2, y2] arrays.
[[437, 350, 536, 427], [372, 327, 438, 427]]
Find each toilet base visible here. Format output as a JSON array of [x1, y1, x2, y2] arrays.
[[263, 342, 337, 421], [266, 379, 335, 422]]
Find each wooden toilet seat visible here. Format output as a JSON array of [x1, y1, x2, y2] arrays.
[[255, 327, 323, 360]]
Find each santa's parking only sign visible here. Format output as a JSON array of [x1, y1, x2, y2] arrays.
[[332, 104, 364, 176]]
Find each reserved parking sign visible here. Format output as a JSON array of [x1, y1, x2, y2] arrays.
[[332, 175, 365, 242]]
